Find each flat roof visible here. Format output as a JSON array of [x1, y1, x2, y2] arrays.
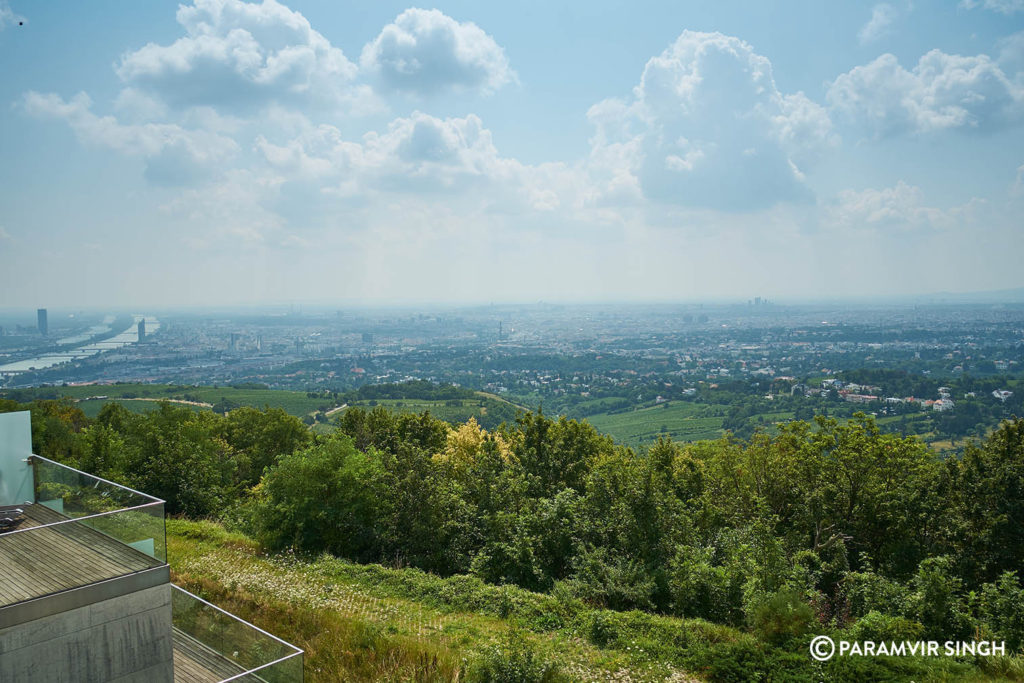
[[0, 504, 164, 608]]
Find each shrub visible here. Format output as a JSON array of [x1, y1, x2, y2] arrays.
[[564, 546, 656, 611], [839, 568, 910, 622], [846, 611, 924, 643], [468, 630, 563, 683], [703, 639, 769, 683], [668, 545, 744, 625], [977, 571, 1024, 650], [908, 556, 974, 640], [749, 589, 816, 646]]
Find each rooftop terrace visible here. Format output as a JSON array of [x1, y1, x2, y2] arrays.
[[0, 439, 302, 682]]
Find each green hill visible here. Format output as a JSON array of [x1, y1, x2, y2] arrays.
[[168, 519, 1020, 683]]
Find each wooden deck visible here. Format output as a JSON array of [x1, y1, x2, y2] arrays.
[[172, 628, 251, 683], [0, 503, 163, 607]]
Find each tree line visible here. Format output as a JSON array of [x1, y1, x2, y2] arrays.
[[4, 396, 1024, 657]]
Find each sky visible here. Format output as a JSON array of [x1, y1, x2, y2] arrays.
[[0, 0, 1022, 308]]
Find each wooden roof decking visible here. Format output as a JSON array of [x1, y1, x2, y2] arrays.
[[172, 628, 251, 683], [0, 503, 164, 607]]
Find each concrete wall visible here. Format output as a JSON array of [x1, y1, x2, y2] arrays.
[[0, 584, 174, 683], [0, 411, 33, 506]]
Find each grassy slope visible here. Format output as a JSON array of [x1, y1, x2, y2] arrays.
[[167, 519, 1018, 683], [168, 519, 703, 682]]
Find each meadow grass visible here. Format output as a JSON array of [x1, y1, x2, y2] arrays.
[[166, 519, 1018, 683]]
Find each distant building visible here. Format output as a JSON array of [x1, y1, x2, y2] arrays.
[[36, 308, 47, 336], [993, 390, 1014, 402], [362, 332, 375, 344], [137, 319, 146, 341], [933, 399, 955, 412]]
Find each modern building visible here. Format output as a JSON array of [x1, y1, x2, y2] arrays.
[[138, 319, 146, 342], [36, 309, 47, 336], [0, 411, 303, 682]]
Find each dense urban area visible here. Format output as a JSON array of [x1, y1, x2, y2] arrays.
[[1, 302, 1021, 450]]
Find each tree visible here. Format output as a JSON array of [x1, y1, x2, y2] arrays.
[[251, 435, 387, 560]]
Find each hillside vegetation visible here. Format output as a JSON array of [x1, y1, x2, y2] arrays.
[[4, 394, 1024, 680]]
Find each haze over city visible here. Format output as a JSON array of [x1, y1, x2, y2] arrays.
[[1, 0, 1022, 308]]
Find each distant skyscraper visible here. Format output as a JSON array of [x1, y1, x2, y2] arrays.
[[137, 319, 146, 341], [230, 333, 240, 352], [256, 335, 263, 352], [36, 309, 47, 336]]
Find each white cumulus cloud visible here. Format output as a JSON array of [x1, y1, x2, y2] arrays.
[[859, 4, 898, 44], [586, 30, 834, 211], [828, 49, 1024, 136], [116, 0, 371, 113], [360, 8, 515, 96]]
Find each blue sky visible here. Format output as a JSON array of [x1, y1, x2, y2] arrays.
[[1, 0, 1022, 307]]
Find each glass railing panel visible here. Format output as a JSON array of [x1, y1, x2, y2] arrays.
[[28, 454, 166, 561], [171, 585, 303, 683]]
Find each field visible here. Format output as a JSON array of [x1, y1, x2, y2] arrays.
[[583, 402, 723, 446], [6, 383, 335, 419], [585, 402, 797, 447]]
